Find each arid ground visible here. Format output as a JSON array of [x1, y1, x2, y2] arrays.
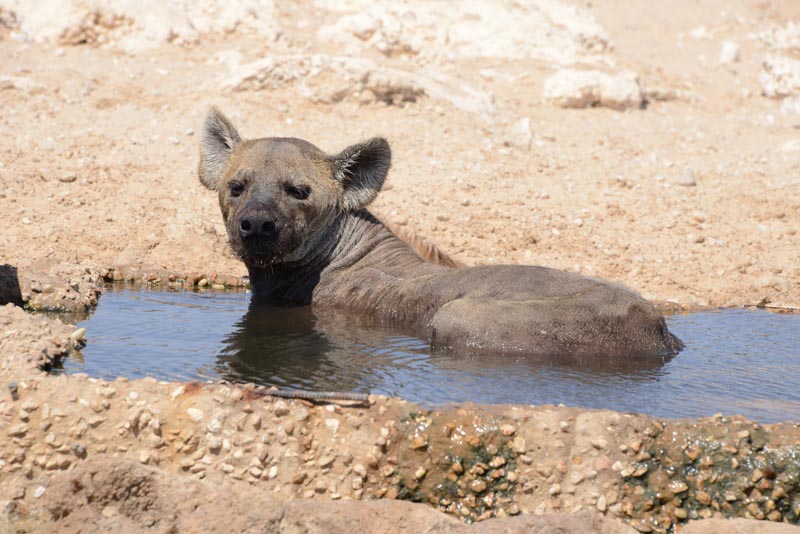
[[0, 1, 799, 532]]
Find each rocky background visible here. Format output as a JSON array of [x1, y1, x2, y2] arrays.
[[1, 1, 799, 532]]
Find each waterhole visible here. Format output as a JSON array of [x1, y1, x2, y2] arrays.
[[52, 287, 800, 423]]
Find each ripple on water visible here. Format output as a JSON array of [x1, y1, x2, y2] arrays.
[[53, 288, 800, 423]]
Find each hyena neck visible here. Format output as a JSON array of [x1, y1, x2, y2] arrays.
[[246, 210, 441, 302]]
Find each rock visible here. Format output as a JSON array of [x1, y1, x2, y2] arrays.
[[719, 41, 740, 65], [273, 401, 290, 417], [760, 55, 800, 98], [503, 119, 532, 150], [316, 0, 609, 62], [543, 69, 643, 110], [672, 168, 697, 187], [222, 54, 495, 116], [186, 408, 204, 422]]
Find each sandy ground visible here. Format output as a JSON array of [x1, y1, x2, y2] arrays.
[[0, 0, 798, 309], [1, 0, 800, 532]]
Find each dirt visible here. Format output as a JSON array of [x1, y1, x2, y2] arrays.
[[0, 0, 799, 533]]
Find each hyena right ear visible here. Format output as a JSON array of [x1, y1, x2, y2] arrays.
[[199, 107, 242, 190]]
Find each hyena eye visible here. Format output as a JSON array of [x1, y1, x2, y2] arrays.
[[285, 184, 311, 200], [229, 181, 245, 197]]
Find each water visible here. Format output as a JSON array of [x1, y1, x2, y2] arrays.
[[52, 287, 800, 423]]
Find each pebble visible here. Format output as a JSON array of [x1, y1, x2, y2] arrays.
[[672, 168, 697, 187], [489, 456, 506, 468], [414, 467, 426, 480], [597, 495, 607, 512], [668, 480, 688, 493], [719, 40, 740, 65], [558, 421, 569, 432], [8, 424, 27, 437], [510, 436, 526, 453], [273, 401, 290, 417], [471, 480, 487, 493], [99, 387, 116, 398], [70, 442, 87, 458], [499, 424, 516, 436], [452, 460, 464, 474], [409, 436, 427, 450], [58, 173, 78, 183], [695, 490, 712, 505], [33, 486, 46, 499], [318, 455, 335, 468], [187, 408, 204, 422]]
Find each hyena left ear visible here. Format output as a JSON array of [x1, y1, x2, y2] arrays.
[[199, 107, 242, 191], [329, 137, 391, 211]]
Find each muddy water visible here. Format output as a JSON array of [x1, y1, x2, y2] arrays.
[[53, 287, 800, 423]]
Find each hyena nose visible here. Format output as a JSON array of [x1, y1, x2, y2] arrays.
[[239, 216, 277, 239]]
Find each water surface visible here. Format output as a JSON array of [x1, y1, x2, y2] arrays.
[[53, 287, 800, 423]]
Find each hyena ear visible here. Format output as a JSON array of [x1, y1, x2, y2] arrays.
[[329, 137, 391, 211], [199, 107, 242, 190]]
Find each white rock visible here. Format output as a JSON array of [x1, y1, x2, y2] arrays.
[[719, 40, 740, 65], [187, 408, 204, 422], [672, 168, 697, 187], [315, 0, 609, 62], [544, 69, 643, 110], [759, 55, 800, 98], [504, 117, 533, 150]]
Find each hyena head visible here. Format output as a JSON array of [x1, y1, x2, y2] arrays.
[[198, 107, 391, 268]]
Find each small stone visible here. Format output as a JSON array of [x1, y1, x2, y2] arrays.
[[559, 421, 569, 432], [672, 168, 697, 187], [34, 486, 46, 498], [489, 456, 506, 468], [318, 455, 335, 468], [499, 424, 516, 436], [767, 510, 782, 522], [591, 438, 608, 450], [695, 490, 712, 505], [452, 460, 464, 474], [669, 480, 688, 493], [633, 465, 649, 478], [725, 492, 738, 502], [549, 484, 562, 495], [8, 424, 28, 437], [719, 40, 740, 65], [187, 408, 204, 422], [99, 387, 116, 398], [71, 443, 87, 458], [674, 508, 687, 519], [207, 436, 222, 453], [471, 480, 487, 493], [409, 436, 427, 450], [736, 430, 750, 439], [510, 436, 526, 453], [597, 495, 607, 512], [206, 419, 222, 434], [58, 173, 78, 183], [273, 401, 290, 417], [295, 407, 310, 421], [291, 472, 306, 484], [414, 467, 426, 480]]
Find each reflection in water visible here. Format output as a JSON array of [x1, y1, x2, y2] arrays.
[[216, 298, 676, 398], [56, 288, 800, 423]]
